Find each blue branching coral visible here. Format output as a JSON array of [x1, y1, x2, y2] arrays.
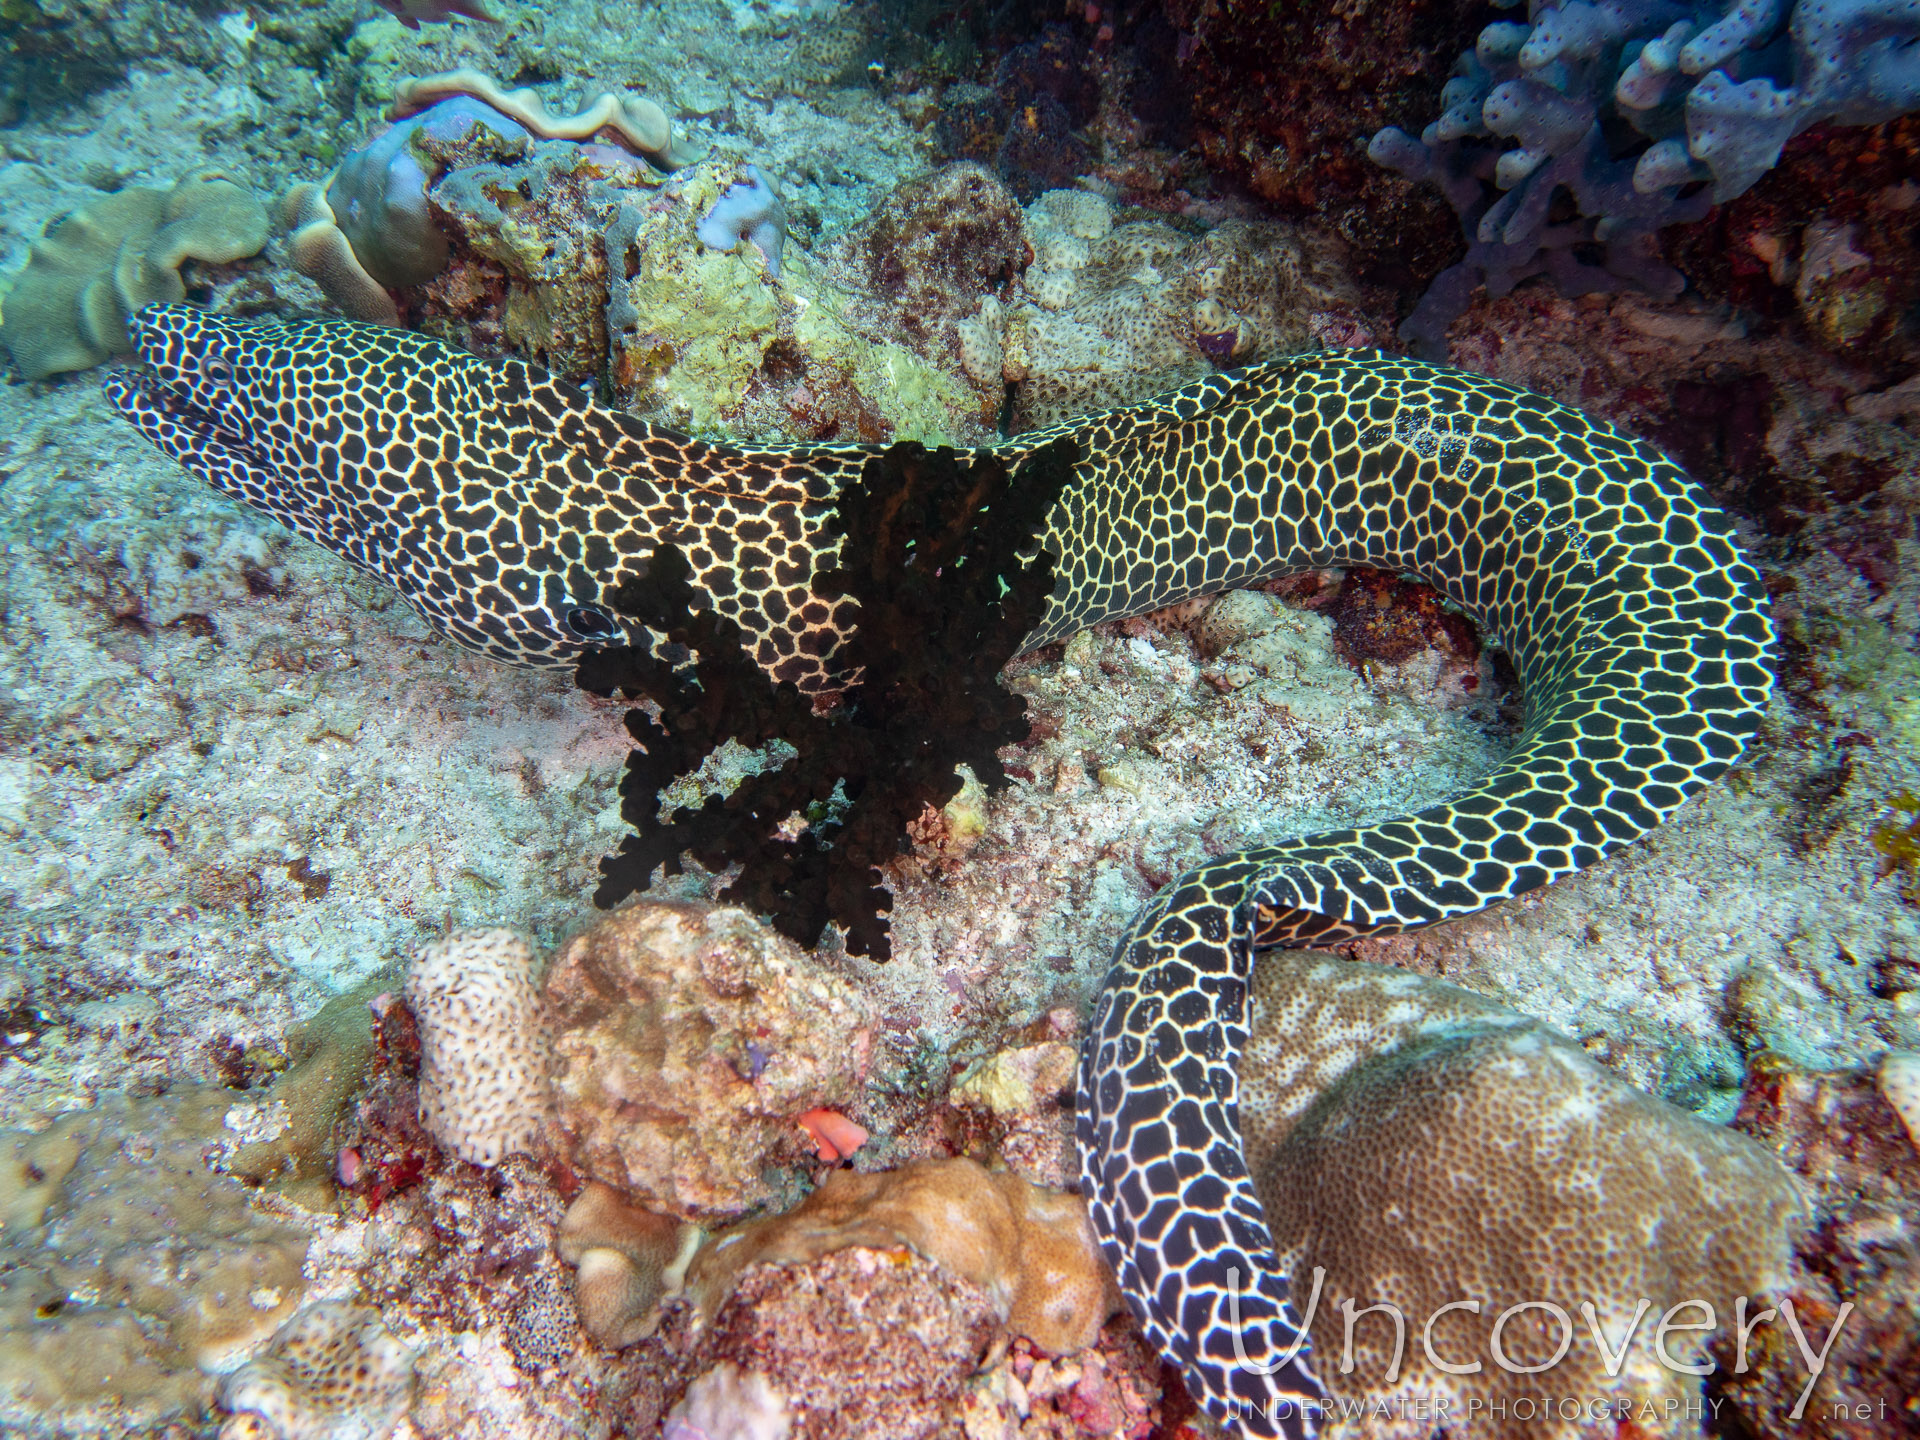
[[1372, 0, 1920, 354]]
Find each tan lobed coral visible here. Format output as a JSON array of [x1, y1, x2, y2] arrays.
[[544, 901, 876, 1222], [404, 928, 554, 1168], [218, 1301, 416, 1440], [684, 1157, 1119, 1357], [1241, 954, 1808, 1440], [556, 1180, 701, 1347], [0, 170, 268, 378], [0, 1089, 310, 1434], [969, 187, 1372, 431]]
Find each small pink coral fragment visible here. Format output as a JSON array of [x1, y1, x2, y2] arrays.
[[798, 1108, 869, 1162]]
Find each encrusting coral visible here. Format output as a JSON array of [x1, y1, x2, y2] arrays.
[[218, 1301, 416, 1440], [0, 1089, 310, 1433], [403, 928, 554, 1168], [580, 437, 1075, 958], [0, 170, 267, 378], [543, 901, 876, 1220], [1240, 953, 1809, 1436], [684, 1158, 1121, 1358]]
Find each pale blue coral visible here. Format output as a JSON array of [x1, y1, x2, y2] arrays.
[[1373, 0, 1920, 353]]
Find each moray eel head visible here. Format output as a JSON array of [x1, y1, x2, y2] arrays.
[[102, 303, 694, 667]]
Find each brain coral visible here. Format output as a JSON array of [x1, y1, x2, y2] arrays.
[[0, 170, 267, 378], [1240, 954, 1808, 1437], [543, 901, 876, 1221], [403, 928, 554, 1168]]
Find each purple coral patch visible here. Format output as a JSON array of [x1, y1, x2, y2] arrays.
[[375, 0, 497, 29]]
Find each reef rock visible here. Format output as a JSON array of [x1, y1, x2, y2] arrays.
[[543, 901, 876, 1221], [986, 188, 1371, 430]]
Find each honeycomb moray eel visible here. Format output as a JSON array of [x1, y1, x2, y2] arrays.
[[106, 304, 1772, 1438]]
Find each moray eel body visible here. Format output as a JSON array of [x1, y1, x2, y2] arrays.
[[107, 303, 1772, 1438]]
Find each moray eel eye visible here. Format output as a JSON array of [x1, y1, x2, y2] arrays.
[[565, 604, 622, 640]]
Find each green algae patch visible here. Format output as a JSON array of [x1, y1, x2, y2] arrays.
[[1872, 792, 1920, 905], [225, 975, 389, 1209]]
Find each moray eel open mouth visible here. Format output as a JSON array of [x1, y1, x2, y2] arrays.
[[105, 301, 1774, 1439]]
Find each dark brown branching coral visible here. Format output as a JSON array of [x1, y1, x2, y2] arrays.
[[578, 437, 1077, 959]]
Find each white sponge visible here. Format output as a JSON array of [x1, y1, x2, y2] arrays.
[[404, 928, 554, 1166]]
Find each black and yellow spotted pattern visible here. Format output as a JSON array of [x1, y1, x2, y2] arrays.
[[106, 304, 1772, 1440]]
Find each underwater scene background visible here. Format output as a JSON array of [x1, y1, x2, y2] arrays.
[[0, 0, 1917, 1434]]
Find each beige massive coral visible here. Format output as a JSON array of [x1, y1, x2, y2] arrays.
[[1241, 954, 1808, 1440]]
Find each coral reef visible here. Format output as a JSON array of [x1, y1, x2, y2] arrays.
[[1370, 0, 1920, 353], [404, 928, 554, 1168], [985, 188, 1371, 429], [1715, 1054, 1920, 1432], [668, 1248, 999, 1440], [824, 161, 1029, 422], [934, 26, 1101, 199], [1240, 953, 1808, 1434], [600, 161, 987, 441], [0, 170, 268, 378], [218, 1302, 416, 1440], [287, 69, 693, 330], [686, 1157, 1119, 1356], [543, 901, 877, 1220], [581, 438, 1075, 957]]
